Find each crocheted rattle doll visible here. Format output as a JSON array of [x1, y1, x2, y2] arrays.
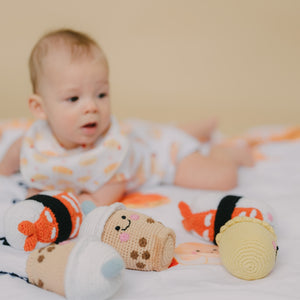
[[4, 191, 83, 251], [79, 202, 176, 271], [179, 195, 278, 280]]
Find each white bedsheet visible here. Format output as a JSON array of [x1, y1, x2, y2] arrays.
[[0, 123, 299, 300]]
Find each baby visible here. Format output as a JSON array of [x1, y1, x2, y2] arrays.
[[0, 29, 254, 206]]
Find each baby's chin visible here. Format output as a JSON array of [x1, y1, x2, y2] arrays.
[[78, 133, 107, 149], [56, 138, 96, 150], [57, 124, 110, 149], [76, 138, 99, 149]]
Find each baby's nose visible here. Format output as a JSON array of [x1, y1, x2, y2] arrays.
[[84, 98, 98, 113]]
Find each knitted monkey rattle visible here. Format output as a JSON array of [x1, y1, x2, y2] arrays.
[[79, 202, 176, 271], [4, 191, 83, 251], [179, 195, 278, 280]]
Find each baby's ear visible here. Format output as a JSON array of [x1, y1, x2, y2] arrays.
[[28, 95, 46, 119]]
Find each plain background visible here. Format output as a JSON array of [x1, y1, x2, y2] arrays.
[[0, 0, 299, 135]]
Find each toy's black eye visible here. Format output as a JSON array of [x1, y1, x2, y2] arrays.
[[115, 226, 121, 231], [196, 249, 200, 252], [121, 215, 126, 219]]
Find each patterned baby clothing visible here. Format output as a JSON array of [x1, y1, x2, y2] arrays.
[[120, 119, 202, 190], [20, 117, 202, 193], [20, 117, 132, 194]]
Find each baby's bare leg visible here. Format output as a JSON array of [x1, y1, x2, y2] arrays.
[[174, 152, 238, 191], [174, 144, 254, 191], [177, 118, 218, 142], [214, 144, 255, 167]]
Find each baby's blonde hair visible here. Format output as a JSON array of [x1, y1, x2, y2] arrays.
[[29, 28, 108, 93]]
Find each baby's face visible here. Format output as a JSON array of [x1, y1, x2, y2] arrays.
[[36, 46, 111, 149]]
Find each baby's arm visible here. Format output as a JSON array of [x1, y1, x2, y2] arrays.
[[78, 181, 126, 207], [0, 136, 23, 175], [25, 183, 125, 206], [174, 144, 254, 191]]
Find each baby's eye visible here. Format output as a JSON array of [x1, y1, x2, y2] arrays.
[[98, 93, 106, 99], [68, 96, 79, 102]]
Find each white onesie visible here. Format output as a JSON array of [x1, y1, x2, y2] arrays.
[[20, 117, 201, 193]]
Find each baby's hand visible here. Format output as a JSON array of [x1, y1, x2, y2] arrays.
[[27, 188, 42, 198], [0, 161, 9, 176]]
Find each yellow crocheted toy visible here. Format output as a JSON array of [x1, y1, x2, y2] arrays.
[[216, 216, 278, 280]]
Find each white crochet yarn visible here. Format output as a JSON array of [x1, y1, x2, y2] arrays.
[[4, 200, 50, 250], [65, 235, 124, 300], [79, 202, 125, 239]]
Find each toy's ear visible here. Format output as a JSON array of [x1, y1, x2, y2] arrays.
[[28, 94, 46, 119]]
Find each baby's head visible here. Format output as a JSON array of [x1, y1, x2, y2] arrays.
[[28, 29, 111, 149]]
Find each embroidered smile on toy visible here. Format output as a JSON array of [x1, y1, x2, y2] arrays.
[[113, 213, 136, 243]]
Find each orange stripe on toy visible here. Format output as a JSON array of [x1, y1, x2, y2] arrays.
[[232, 207, 263, 220], [178, 201, 217, 242], [53, 192, 83, 239]]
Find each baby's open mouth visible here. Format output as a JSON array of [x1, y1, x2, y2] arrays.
[[82, 122, 97, 128]]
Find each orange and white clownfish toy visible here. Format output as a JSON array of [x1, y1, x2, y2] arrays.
[[4, 191, 83, 251]]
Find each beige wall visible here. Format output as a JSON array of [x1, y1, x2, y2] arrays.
[[0, 0, 299, 134]]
